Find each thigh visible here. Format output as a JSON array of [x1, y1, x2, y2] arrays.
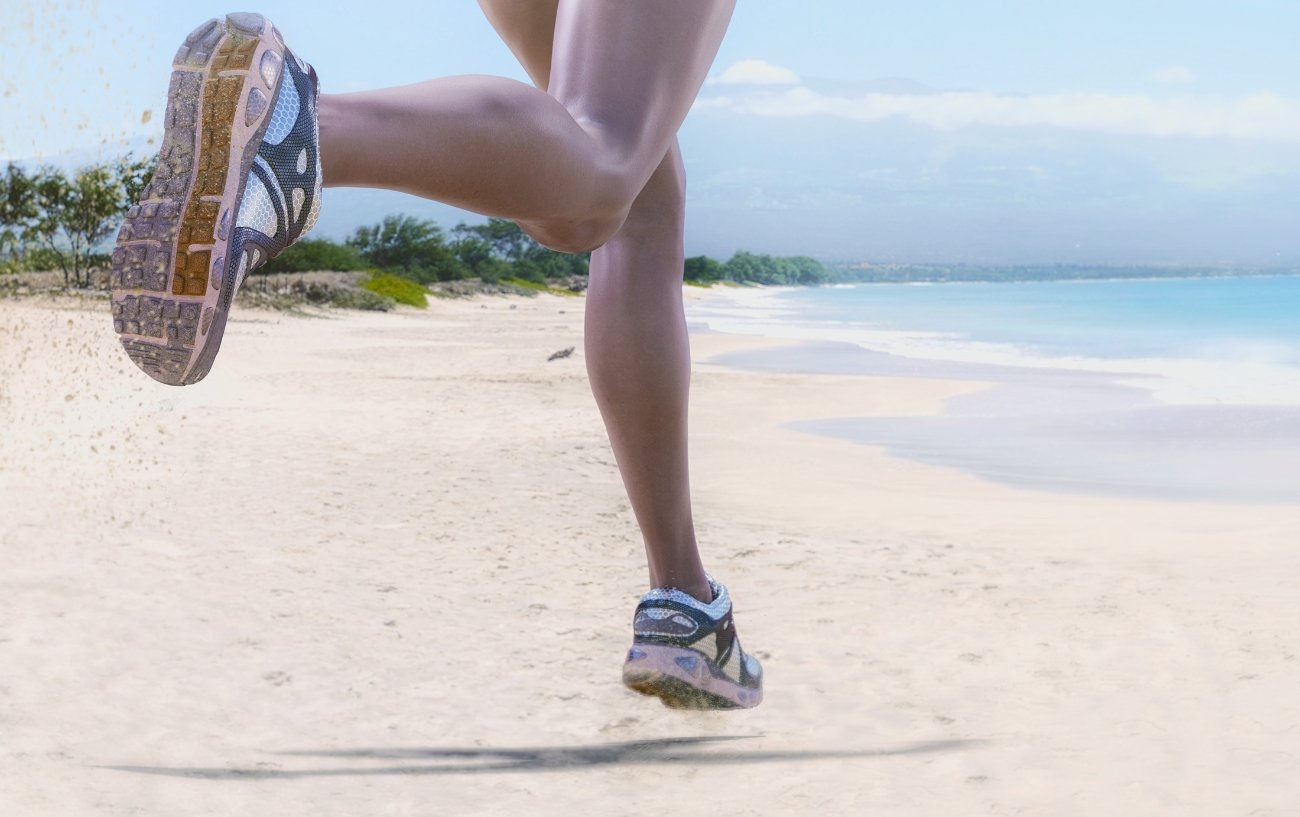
[[477, 0, 560, 90], [548, 0, 733, 191], [479, 0, 730, 209], [479, 0, 715, 250]]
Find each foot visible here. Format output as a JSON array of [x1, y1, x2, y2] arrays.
[[622, 576, 763, 710], [110, 12, 322, 386]]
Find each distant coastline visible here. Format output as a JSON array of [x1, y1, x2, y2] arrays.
[[821, 263, 1300, 285]]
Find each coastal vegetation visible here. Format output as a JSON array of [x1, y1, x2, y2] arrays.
[[1, 156, 837, 300], [360, 272, 429, 309], [260, 214, 837, 288], [6, 155, 1298, 304]]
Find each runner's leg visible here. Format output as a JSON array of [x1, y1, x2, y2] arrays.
[[479, 0, 709, 600]]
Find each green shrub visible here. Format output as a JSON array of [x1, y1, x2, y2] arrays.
[[349, 215, 467, 282], [500, 276, 582, 296], [328, 287, 393, 311], [684, 255, 725, 282], [236, 278, 394, 312], [361, 271, 428, 308], [477, 260, 508, 284], [259, 238, 367, 274], [502, 275, 546, 292], [509, 260, 546, 283], [18, 246, 67, 272]]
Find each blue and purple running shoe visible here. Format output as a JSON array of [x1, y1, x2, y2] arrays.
[[623, 576, 764, 709], [110, 12, 321, 385]]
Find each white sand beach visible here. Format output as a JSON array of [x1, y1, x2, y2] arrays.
[[2, 289, 1298, 816]]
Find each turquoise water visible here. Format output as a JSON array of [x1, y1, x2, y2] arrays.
[[768, 275, 1300, 363], [690, 275, 1300, 502]]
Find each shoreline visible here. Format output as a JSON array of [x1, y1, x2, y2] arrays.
[[686, 281, 1300, 504], [688, 279, 1300, 402]]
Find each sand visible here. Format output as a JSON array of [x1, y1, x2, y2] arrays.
[[1, 289, 1298, 816]]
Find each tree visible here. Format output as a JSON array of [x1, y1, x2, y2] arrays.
[[534, 249, 589, 278], [449, 235, 508, 282], [719, 251, 829, 285], [453, 218, 530, 263], [24, 170, 74, 285], [348, 214, 465, 283], [31, 167, 109, 287], [0, 163, 38, 264], [259, 238, 367, 274], [11, 156, 153, 287], [116, 155, 154, 211], [684, 255, 724, 282], [453, 217, 590, 280], [722, 251, 765, 283], [786, 255, 829, 284]]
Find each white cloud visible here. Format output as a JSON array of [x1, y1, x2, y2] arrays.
[[1152, 65, 1197, 84], [691, 95, 737, 111], [695, 86, 1300, 143], [710, 59, 800, 86]]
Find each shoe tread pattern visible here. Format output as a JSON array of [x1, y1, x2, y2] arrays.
[[111, 14, 274, 385]]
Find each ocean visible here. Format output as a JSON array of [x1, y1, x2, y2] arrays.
[[687, 275, 1300, 503]]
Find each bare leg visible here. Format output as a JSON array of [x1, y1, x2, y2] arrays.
[[480, 0, 709, 600], [319, 75, 630, 248], [584, 145, 708, 601], [318, 0, 734, 253]]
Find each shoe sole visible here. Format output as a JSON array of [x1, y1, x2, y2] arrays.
[[109, 12, 287, 386], [623, 644, 762, 710]]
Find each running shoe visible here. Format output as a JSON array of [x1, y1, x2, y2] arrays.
[[622, 576, 763, 710], [110, 12, 322, 386]]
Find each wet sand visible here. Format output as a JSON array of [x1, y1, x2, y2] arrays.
[[710, 338, 1300, 503]]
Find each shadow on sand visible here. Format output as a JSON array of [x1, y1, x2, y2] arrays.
[[99, 735, 982, 780]]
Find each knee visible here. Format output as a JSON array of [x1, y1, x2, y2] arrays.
[[523, 146, 687, 254], [519, 160, 640, 253], [521, 214, 627, 255], [618, 159, 686, 242], [530, 154, 691, 252]]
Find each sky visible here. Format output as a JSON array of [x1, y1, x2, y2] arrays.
[[4, 0, 1300, 265]]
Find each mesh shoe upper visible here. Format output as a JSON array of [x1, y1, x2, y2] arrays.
[[631, 576, 762, 689], [227, 45, 321, 297]]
